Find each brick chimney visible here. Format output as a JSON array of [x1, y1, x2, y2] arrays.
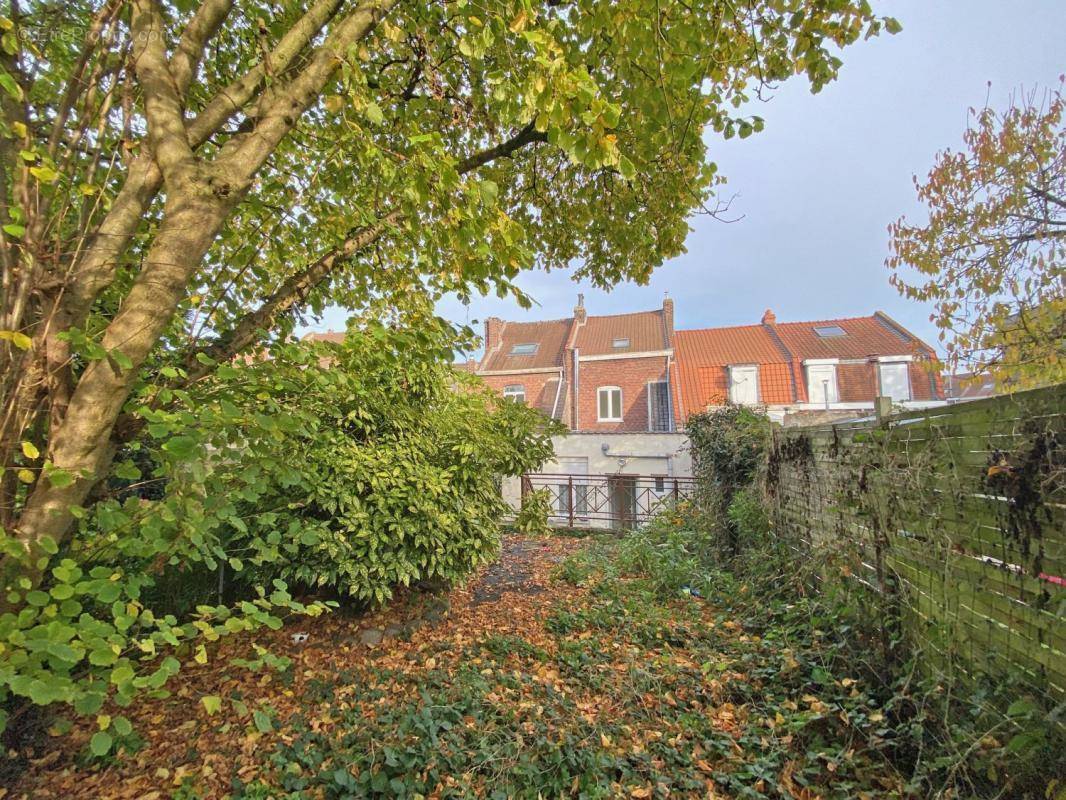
[[761, 308, 777, 326], [573, 293, 586, 324], [662, 294, 675, 344], [484, 316, 504, 353]]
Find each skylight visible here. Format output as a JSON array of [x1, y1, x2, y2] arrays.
[[510, 343, 538, 355], [612, 337, 630, 349], [813, 325, 847, 338]]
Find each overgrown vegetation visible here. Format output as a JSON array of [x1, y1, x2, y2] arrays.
[[513, 488, 554, 538], [0, 313, 557, 755], [677, 404, 1065, 798]]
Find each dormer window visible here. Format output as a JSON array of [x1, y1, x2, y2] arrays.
[[612, 337, 630, 349], [509, 343, 538, 356], [813, 325, 846, 338]]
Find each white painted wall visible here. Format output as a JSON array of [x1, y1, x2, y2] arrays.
[[501, 432, 692, 522]]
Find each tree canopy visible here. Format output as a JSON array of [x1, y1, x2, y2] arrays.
[[888, 82, 1065, 387], [0, 0, 897, 741]]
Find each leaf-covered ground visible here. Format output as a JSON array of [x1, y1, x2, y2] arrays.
[[14, 535, 908, 799]]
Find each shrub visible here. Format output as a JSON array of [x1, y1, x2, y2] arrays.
[[513, 489, 554, 537], [686, 404, 772, 555], [0, 311, 558, 749]]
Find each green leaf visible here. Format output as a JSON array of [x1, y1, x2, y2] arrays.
[[479, 179, 498, 206], [365, 102, 384, 125], [0, 68, 21, 100], [46, 468, 74, 489], [110, 349, 134, 371], [201, 695, 222, 715], [162, 435, 198, 460], [253, 709, 273, 733], [89, 731, 112, 757]]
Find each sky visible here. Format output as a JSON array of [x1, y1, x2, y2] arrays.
[[305, 1, 1066, 357]]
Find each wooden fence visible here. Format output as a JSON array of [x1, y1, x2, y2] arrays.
[[767, 384, 1065, 714]]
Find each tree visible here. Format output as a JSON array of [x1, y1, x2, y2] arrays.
[[0, 1, 895, 583], [888, 82, 1066, 387]]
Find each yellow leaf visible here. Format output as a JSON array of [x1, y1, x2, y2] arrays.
[[97, 714, 111, 730], [509, 10, 528, 32], [21, 441, 39, 459], [12, 120, 26, 137], [17, 468, 34, 484], [194, 644, 208, 665], [0, 330, 32, 350]]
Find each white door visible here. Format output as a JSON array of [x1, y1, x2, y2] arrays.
[[806, 364, 839, 405]]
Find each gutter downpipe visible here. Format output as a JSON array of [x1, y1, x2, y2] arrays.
[[572, 347, 580, 430]]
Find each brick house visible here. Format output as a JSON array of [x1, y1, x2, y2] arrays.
[[474, 296, 691, 516], [674, 310, 944, 425], [476, 295, 680, 434]]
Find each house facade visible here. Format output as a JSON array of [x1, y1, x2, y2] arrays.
[[674, 309, 944, 426], [475, 296, 691, 494]]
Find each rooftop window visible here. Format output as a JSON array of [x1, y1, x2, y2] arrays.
[[509, 343, 538, 356], [813, 325, 847, 338], [612, 337, 630, 349]]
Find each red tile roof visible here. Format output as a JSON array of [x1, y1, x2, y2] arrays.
[[773, 312, 931, 361], [674, 311, 938, 414], [674, 324, 794, 411], [573, 310, 670, 355], [302, 331, 346, 344], [479, 318, 572, 371]]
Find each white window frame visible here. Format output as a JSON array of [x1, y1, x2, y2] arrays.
[[805, 362, 839, 405], [878, 361, 911, 402], [502, 384, 526, 403], [597, 386, 623, 422], [728, 364, 759, 406]]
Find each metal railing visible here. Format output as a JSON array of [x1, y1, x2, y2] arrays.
[[520, 472, 697, 529]]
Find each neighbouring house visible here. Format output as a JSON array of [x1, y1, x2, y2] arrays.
[[473, 295, 691, 525], [943, 372, 998, 402], [674, 310, 945, 426]]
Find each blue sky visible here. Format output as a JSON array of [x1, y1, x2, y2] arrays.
[[306, 1, 1066, 356]]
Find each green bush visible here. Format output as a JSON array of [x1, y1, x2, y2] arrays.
[[616, 504, 716, 598], [685, 404, 772, 556], [513, 489, 554, 537], [0, 311, 558, 748]]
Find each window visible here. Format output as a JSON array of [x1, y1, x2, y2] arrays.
[[728, 365, 759, 406], [654, 476, 665, 493], [813, 325, 847, 338], [878, 362, 911, 402], [509, 343, 538, 356], [647, 381, 671, 431], [612, 337, 630, 349], [502, 384, 526, 403], [597, 386, 622, 421], [806, 364, 839, 405]]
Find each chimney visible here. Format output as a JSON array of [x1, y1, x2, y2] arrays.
[[662, 293, 674, 343], [573, 293, 586, 324], [761, 308, 777, 326], [484, 316, 504, 353]]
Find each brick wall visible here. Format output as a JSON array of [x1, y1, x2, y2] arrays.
[[480, 371, 562, 417], [574, 357, 670, 432]]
